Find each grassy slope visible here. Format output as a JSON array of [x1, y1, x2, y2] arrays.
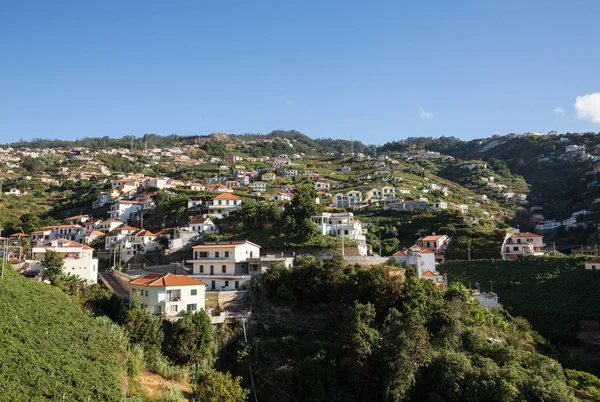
[[0, 267, 124, 401]]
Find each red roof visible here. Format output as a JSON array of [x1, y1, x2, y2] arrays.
[[113, 226, 139, 232], [422, 270, 437, 277], [42, 239, 94, 250], [420, 235, 446, 241], [213, 193, 241, 200], [512, 232, 543, 238], [130, 273, 206, 287], [131, 229, 156, 237], [190, 217, 209, 224]]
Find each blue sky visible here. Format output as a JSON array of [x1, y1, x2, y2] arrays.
[[1, 0, 600, 144]]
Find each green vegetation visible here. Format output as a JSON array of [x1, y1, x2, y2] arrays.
[[41, 249, 65, 284], [239, 257, 594, 401], [0, 267, 125, 401], [441, 257, 596, 342]]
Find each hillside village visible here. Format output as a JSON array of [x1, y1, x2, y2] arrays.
[[4, 130, 600, 400], [4, 131, 600, 297]]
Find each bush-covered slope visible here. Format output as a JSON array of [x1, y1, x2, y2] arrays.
[[0, 267, 124, 401], [238, 257, 591, 401], [440, 257, 599, 342]]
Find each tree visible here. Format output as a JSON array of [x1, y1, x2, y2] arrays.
[[192, 370, 249, 402], [123, 298, 164, 356], [284, 183, 321, 240], [21, 156, 46, 174], [19, 213, 41, 234], [41, 249, 64, 284], [170, 310, 214, 366]]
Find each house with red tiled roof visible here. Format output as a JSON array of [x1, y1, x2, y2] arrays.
[[129, 273, 207, 317], [207, 193, 242, 216], [392, 244, 447, 290], [502, 231, 545, 260], [416, 234, 450, 261], [32, 239, 98, 283]]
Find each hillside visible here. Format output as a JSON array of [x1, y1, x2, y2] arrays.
[[0, 266, 125, 401], [440, 257, 598, 343], [237, 257, 596, 401]]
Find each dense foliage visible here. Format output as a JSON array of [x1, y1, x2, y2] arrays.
[[0, 267, 124, 400], [440, 257, 598, 342], [241, 257, 589, 401]]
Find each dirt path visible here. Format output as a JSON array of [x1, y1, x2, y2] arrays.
[[136, 367, 193, 401]]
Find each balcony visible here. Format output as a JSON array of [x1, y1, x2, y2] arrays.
[[166, 290, 181, 302]]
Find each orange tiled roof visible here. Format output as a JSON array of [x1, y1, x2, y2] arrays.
[[42, 239, 94, 250], [420, 235, 445, 241], [213, 193, 241, 200], [511, 232, 543, 237], [422, 270, 437, 277], [130, 273, 207, 287]]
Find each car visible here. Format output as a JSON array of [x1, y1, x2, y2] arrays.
[[22, 269, 41, 278]]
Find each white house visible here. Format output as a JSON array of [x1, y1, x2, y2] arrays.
[[190, 183, 206, 191], [93, 192, 111, 209], [42, 225, 86, 243], [148, 178, 168, 189], [314, 182, 330, 191], [249, 182, 267, 192], [340, 166, 351, 172], [188, 240, 261, 290], [188, 217, 217, 233], [267, 193, 292, 202], [310, 212, 368, 256], [207, 193, 242, 216], [129, 273, 207, 317], [502, 232, 545, 260], [108, 201, 142, 221], [261, 173, 276, 181], [117, 229, 160, 264], [32, 239, 98, 283], [585, 259, 600, 271], [392, 245, 447, 290], [416, 234, 450, 261], [5, 188, 21, 196], [431, 200, 448, 211]]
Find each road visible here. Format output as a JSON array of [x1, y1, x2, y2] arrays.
[[99, 271, 129, 299]]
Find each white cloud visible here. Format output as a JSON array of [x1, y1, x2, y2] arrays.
[[553, 106, 564, 116], [419, 106, 433, 120], [575, 93, 600, 123]]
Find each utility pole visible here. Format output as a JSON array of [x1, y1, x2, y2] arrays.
[[489, 281, 493, 293], [467, 242, 471, 261], [241, 314, 258, 402]]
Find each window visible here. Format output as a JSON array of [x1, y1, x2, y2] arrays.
[[199, 265, 204, 273], [191, 289, 197, 296], [513, 247, 519, 251], [224, 281, 229, 288], [225, 251, 229, 258], [145, 290, 148, 297], [222, 265, 226, 273], [199, 252, 208, 258], [235, 281, 239, 289], [170, 305, 178, 312], [187, 304, 197, 312]]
